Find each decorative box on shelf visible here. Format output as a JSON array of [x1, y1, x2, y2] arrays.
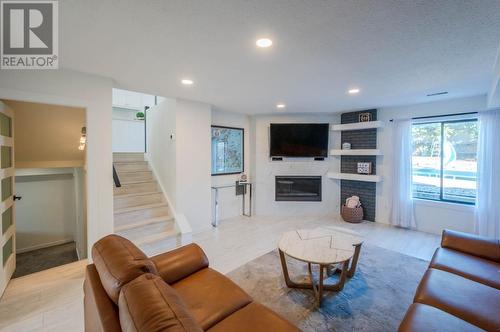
[[357, 162, 372, 174]]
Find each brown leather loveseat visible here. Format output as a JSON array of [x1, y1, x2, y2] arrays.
[[84, 234, 300, 332], [399, 229, 500, 331]]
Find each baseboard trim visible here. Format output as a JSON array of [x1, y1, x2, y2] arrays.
[[16, 238, 74, 254]]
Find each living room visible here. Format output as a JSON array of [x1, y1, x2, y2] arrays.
[[0, 1, 499, 331]]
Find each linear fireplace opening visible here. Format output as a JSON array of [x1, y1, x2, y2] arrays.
[[275, 176, 322, 201]]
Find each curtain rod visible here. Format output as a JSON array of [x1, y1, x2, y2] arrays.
[[389, 111, 478, 122]]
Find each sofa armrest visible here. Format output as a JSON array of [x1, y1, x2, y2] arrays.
[[441, 229, 500, 262], [150, 243, 209, 284]]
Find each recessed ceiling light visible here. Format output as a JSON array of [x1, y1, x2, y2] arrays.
[[276, 103, 286, 109], [181, 79, 194, 86], [348, 88, 360, 94], [256, 38, 273, 48]]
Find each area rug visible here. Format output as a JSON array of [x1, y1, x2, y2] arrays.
[[226, 244, 429, 332]]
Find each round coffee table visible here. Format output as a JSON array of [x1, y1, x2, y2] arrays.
[[278, 226, 363, 306]]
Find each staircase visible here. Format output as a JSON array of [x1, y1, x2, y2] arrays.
[[113, 153, 179, 253]]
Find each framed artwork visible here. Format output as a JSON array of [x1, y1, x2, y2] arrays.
[[211, 125, 244, 176]]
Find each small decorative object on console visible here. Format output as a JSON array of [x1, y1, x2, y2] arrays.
[[357, 162, 372, 174], [342, 142, 351, 150], [358, 112, 372, 122], [239, 173, 248, 183]]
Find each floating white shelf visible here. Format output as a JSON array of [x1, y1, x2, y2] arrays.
[[331, 121, 384, 131], [330, 149, 383, 156], [327, 172, 382, 182]]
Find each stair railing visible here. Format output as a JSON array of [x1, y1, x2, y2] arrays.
[[113, 165, 121, 187]]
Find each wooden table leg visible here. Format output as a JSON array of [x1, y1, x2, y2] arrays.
[[323, 260, 349, 291], [279, 249, 312, 289], [326, 244, 362, 279], [318, 264, 325, 307], [279, 249, 352, 306], [307, 263, 317, 301], [307, 263, 327, 307], [347, 244, 362, 278]]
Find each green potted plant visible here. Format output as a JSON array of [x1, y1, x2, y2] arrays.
[[136, 111, 145, 120]]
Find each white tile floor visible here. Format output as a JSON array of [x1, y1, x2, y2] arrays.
[[0, 215, 440, 331]]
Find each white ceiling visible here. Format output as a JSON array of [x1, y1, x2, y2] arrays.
[[61, 0, 500, 114]]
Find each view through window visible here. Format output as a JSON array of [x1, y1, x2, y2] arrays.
[[411, 118, 478, 204]]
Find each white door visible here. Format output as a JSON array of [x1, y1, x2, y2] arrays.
[[0, 101, 15, 297]]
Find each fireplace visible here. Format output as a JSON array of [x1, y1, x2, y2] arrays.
[[275, 176, 322, 201]]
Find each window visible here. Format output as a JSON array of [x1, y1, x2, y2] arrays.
[[412, 118, 478, 204]]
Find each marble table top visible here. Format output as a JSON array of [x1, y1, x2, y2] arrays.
[[278, 226, 364, 265]]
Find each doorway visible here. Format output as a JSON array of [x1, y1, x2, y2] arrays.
[[0, 100, 87, 281]]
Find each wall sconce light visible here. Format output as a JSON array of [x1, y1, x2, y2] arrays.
[[79, 127, 86, 150]]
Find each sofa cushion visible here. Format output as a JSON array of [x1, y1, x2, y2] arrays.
[[430, 247, 500, 289], [398, 303, 483, 332], [119, 274, 203, 332], [441, 229, 500, 262], [84, 264, 122, 332], [414, 268, 500, 331], [207, 302, 300, 332], [92, 234, 158, 304], [151, 243, 209, 284], [172, 268, 252, 330]]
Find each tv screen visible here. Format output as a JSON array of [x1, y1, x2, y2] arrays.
[[270, 123, 329, 157]]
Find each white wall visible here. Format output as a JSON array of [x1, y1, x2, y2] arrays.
[[15, 172, 77, 253], [112, 88, 155, 111], [112, 118, 145, 152], [112, 107, 145, 153], [251, 113, 341, 217], [147, 98, 177, 208], [112, 89, 154, 153], [211, 109, 251, 221], [377, 95, 488, 234], [0, 69, 114, 256], [175, 100, 212, 231], [147, 98, 212, 232], [487, 47, 500, 108]]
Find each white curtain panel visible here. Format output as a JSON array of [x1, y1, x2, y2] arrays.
[[475, 109, 500, 239], [391, 119, 416, 229]]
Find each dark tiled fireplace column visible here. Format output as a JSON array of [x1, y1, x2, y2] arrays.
[[340, 110, 378, 221]]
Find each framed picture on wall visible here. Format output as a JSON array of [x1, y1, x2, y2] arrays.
[[211, 125, 244, 175]]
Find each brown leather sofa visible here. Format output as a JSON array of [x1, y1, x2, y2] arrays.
[[399, 229, 500, 332], [84, 234, 300, 332]]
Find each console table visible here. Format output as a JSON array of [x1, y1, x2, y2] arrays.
[[211, 182, 252, 227]]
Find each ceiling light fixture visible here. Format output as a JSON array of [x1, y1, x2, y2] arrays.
[[181, 79, 194, 86], [276, 103, 286, 109], [256, 38, 273, 48], [348, 88, 360, 95], [78, 127, 86, 151]]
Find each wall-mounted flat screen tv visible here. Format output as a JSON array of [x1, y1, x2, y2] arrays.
[[270, 123, 329, 157]]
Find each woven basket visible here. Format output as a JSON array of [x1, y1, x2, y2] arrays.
[[341, 204, 363, 223]]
